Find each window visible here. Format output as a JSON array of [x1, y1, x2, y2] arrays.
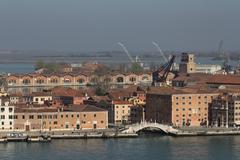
[[176, 103, 179, 105], [1, 115, 5, 119], [22, 115, 25, 119], [189, 102, 192, 105], [94, 114, 96, 118], [9, 108, 13, 112], [176, 108, 179, 111], [50, 78, 58, 83], [182, 108, 185, 111], [61, 115, 63, 118], [9, 115, 13, 119], [77, 114, 79, 118], [83, 114, 86, 117], [182, 102, 185, 105], [77, 78, 85, 84], [71, 114, 74, 118], [10, 121, 12, 125], [1, 108, 5, 112], [54, 121, 57, 125], [2, 122, 4, 125], [29, 115, 34, 119], [176, 97, 179, 100], [66, 114, 68, 118], [189, 97, 191, 99], [182, 97, 185, 100], [101, 121, 104, 123], [38, 115, 42, 119], [36, 79, 44, 84], [23, 79, 30, 84]]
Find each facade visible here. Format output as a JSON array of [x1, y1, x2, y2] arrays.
[[179, 53, 196, 74], [13, 105, 108, 131], [195, 64, 222, 74], [0, 100, 15, 130], [31, 92, 52, 105], [130, 105, 145, 123], [7, 72, 152, 87], [146, 87, 218, 127], [210, 94, 240, 128], [110, 101, 133, 125]]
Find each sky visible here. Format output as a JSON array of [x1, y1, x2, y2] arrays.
[[0, 0, 240, 52]]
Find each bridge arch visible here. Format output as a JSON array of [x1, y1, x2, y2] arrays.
[[122, 122, 178, 134]]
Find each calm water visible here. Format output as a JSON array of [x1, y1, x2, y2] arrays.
[[0, 57, 238, 74], [0, 135, 240, 160], [0, 63, 34, 74]]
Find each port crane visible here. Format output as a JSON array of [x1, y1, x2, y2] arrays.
[[152, 55, 175, 86], [152, 42, 168, 63], [217, 40, 231, 73], [118, 42, 144, 67]]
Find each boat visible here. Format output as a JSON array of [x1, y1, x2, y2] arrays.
[[6, 133, 28, 142], [27, 135, 51, 142], [0, 137, 7, 143]]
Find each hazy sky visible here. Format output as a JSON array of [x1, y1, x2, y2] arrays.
[[0, 0, 240, 52]]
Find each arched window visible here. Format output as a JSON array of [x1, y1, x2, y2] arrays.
[[23, 79, 31, 85], [117, 77, 124, 83], [36, 79, 44, 84], [142, 76, 149, 81], [50, 78, 58, 83], [129, 77, 136, 82], [77, 78, 85, 84]]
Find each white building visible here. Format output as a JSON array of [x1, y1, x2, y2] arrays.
[[174, 64, 222, 74], [195, 64, 222, 74], [0, 100, 15, 130]]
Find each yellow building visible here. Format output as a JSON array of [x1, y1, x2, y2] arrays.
[[110, 101, 133, 125]]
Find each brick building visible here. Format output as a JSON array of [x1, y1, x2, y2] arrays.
[[146, 87, 219, 127]]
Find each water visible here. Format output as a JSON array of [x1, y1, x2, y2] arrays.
[[0, 63, 34, 74], [0, 56, 238, 74], [0, 135, 240, 160]]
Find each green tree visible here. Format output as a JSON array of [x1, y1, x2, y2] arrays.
[[95, 86, 107, 96], [130, 62, 143, 74], [35, 60, 45, 70]]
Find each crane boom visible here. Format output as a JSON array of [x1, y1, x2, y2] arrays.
[[152, 42, 168, 63], [118, 42, 135, 63]]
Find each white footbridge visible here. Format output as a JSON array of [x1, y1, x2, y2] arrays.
[[121, 122, 179, 134]]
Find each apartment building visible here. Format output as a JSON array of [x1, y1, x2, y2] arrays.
[[0, 100, 15, 130], [210, 93, 240, 128], [146, 87, 219, 127], [110, 100, 133, 125]]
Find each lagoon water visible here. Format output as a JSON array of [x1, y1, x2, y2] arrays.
[[0, 135, 240, 160], [0, 56, 238, 74]]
